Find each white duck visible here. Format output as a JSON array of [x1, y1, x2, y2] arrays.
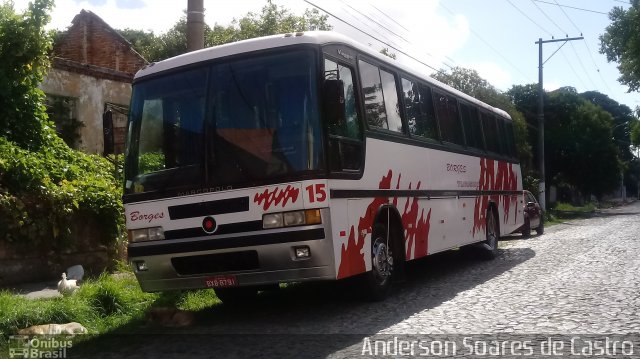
[[57, 272, 79, 296]]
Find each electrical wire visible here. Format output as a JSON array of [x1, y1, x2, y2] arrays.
[[440, 2, 533, 82], [370, 3, 410, 33], [529, 0, 567, 35], [558, 45, 589, 90], [531, 0, 608, 15], [339, 1, 455, 70], [364, 3, 457, 67], [568, 42, 598, 89], [506, 0, 553, 37], [550, 0, 612, 92], [302, 0, 443, 72]]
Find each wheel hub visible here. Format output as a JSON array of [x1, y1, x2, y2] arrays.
[[372, 240, 393, 279]]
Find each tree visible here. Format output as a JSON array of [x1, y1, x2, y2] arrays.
[[0, 0, 122, 247], [380, 47, 396, 60], [0, 0, 53, 150], [546, 89, 621, 199], [600, 0, 640, 92], [509, 85, 622, 200], [118, 1, 331, 62], [432, 67, 532, 173]]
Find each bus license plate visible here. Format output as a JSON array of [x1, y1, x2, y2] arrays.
[[205, 275, 237, 288]]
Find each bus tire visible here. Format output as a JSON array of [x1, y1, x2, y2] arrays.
[[479, 208, 499, 260], [362, 223, 395, 301], [522, 217, 531, 238], [215, 286, 258, 305], [536, 217, 545, 235]]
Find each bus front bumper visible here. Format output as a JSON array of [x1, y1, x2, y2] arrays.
[[128, 211, 336, 292]]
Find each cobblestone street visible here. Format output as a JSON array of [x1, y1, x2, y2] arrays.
[[73, 201, 640, 358]]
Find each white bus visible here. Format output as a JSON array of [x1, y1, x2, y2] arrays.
[[124, 31, 524, 301]]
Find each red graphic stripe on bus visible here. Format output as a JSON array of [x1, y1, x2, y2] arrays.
[[402, 182, 431, 260], [338, 170, 392, 279], [338, 170, 432, 278], [472, 159, 518, 236], [253, 185, 300, 211]]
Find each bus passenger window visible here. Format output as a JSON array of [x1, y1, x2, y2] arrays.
[[434, 91, 463, 145], [461, 103, 484, 150], [482, 112, 500, 153], [380, 69, 403, 133], [402, 78, 438, 140], [358, 60, 388, 130], [324, 58, 361, 140], [324, 57, 363, 172]]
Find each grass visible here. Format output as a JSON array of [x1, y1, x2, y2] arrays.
[[553, 202, 597, 213], [0, 263, 222, 344]]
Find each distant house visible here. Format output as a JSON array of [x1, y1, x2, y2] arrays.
[[40, 10, 147, 154]]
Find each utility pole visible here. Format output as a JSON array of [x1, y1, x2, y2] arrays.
[[187, 0, 204, 52], [536, 36, 583, 211]]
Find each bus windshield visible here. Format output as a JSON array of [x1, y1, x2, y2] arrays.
[[125, 50, 323, 194]]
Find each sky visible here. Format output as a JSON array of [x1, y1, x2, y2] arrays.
[[12, 0, 638, 111]]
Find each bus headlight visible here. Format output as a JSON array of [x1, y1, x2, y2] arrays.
[[128, 227, 165, 242], [262, 213, 284, 229], [262, 209, 322, 229]]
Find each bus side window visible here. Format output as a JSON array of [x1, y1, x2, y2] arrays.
[[401, 78, 438, 140], [505, 120, 517, 158], [324, 57, 363, 172], [434, 91, 464, 145], [481, 112, 500, 154], [380, 69, 403, 133], [461, 103, 484, 150]]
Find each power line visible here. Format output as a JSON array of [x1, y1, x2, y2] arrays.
[[339, 1, 455, 70], [558, 47, 588, 94], [531, 0, 608, 15], [547, 0, 612, 92], [364, 3, 458, 67], [552, 0, 581, 34], [529, 0, 567, 35], [339, 0, 406, 41], [440, 2, 533, 82], [568, 42, 597, 89], [303, 0, 443, 73], [338, 4, 398, 49], [506, 0, 553, 37], [370, 3, 410, 33]]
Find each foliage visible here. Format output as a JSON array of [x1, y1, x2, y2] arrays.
[[139, 152, 165, 174], [432, 67, 532, 170], [580, 91, 640, 197], [380, 47, 397, 60], [0, 137, 123, 243], [548, 93, 622, 201], [600, 0, 640, 92], [553, 202, 597, 213], [632, 120, 640, 146], [45, 95, 84, 149], [0, 1, 123, 247], [117, 0, 331, 62], [0, 274, 156, 336], [0, 273, 221, 338], [0, 0, 53, 150]]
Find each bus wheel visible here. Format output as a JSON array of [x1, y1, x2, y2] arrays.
[[215, 286, 258, 305], [362, 223, 394, 301], [522, 217, 531, 238], [536, 217, 545, 235], [480, 209, 499, 260]]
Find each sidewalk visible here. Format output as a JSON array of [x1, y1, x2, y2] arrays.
[[8, 281, 61, 299]]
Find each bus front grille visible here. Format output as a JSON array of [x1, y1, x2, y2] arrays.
[[171, 250, 259, 275]]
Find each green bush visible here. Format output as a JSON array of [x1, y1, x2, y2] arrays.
[[0, 1, 123, 249]]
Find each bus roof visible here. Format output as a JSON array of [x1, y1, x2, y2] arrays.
[[135, 31, 511, 120]]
